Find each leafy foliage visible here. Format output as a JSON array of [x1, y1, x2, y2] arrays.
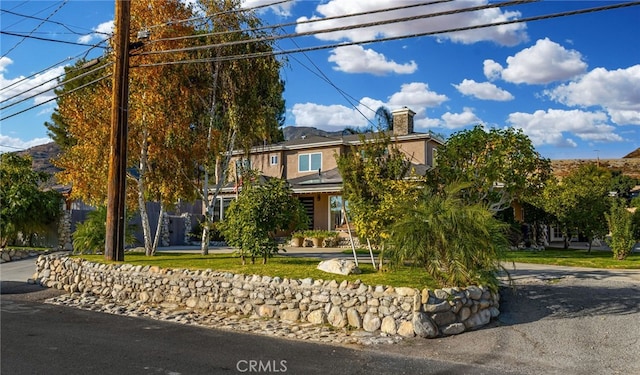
[[0, 153, 61, 247], [217, 177, 307, 264], [431, 125, 551, 212], [605, 199, 636, 260], [72, 206, 137, 254], [336, 131, 419, 247], [388, 184, 509, 290], [541, 165, 611, 250]]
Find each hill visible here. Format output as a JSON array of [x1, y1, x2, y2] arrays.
[[623, 148, 640, 159], [282, 126, 345, 140], [16, 142, 61, 176]]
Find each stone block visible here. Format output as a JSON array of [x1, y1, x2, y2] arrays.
[[412, 312, 438, 338], [381, 316, 397, 335], [317, 259, 361, 275], [347, 308, 362, 329], [363, 312, 381, 332]]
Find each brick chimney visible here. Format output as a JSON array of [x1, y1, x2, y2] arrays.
[[392, 107, 415, 136]]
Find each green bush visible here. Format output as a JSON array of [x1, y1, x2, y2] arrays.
[[388, 184, 509, 290], [72, 206, 137, 254]]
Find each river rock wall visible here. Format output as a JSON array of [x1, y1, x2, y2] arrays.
[[34, 254, 499, 338]]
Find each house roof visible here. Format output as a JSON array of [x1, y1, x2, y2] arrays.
[[231, 130, 444, 155]]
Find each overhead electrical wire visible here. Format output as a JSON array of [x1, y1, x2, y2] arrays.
[[142, 0, 453, 46], [1, 36, 112, 101], [0, 59, 113, 110], [1, 0, 69, 59], [136, 0, 532, 57], [134, 1, 640, 68], [0, 31, 110, 48], [1, 8, 107, 37], [140, 0, 293, 32], [0, 72, 112, 122], [4, 1, 638, 121]]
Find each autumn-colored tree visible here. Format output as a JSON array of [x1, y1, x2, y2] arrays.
[[54, 1, 205, 256], [192, 0, 286, 255]]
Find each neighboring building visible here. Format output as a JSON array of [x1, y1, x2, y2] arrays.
[[214, 107, 444, 231]]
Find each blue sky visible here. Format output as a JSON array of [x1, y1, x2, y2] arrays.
[[1, 0, 639, 159]]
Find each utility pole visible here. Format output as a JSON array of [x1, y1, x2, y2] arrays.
[[105, 0, 131, 261]]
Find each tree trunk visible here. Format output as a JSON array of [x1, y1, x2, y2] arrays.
[[151, 203, 164, 256], [137, 129, 154, 256]]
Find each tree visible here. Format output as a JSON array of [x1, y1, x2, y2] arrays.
[[45, 58, 111, 150], [609, 171, 638, 200], [336, 131, 420, 253], [0, 153, 61, 247], [388, 183, 509, 290], [431, 125, 551, 213], [605, 199, 635, 260], [192, 0, 286, 255], [217, 176, 306, 264], [541, 165, 611, 250]]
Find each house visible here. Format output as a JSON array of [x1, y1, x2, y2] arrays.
[[213, 107, 444, 231]]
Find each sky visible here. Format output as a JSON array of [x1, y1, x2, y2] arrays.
[[1, 0, 639, 159]]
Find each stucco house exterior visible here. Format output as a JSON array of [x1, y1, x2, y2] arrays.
[[213, 107, 444, 231]]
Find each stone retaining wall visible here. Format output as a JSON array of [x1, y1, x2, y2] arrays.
[[0, 248, 50, 263], [34, 254, 500, 338]]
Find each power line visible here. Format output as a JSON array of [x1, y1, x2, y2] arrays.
[[1, 0, 68, 59], [0, 59, 112, 109], [139, 0, 293, 32], [0, 30, 110, 48], [143, 0, 453, 46], [134, 1, 640, 68], [0, 72, 112, 122], [1, 8, 107, 37], [136, 0, 531, 58]]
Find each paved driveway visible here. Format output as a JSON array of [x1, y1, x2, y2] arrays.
[[2, 254, 639, 375]]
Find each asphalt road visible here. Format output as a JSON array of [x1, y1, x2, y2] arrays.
[[2, 256, 640, 375], [1, 286, 514, 375]]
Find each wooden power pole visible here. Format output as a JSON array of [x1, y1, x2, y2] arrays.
[[105, 0, 131, 261]]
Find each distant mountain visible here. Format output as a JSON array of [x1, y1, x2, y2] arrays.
[[282, 126, 346, 141], [623, 148, 640, 159], [16, 142, 61, 176]]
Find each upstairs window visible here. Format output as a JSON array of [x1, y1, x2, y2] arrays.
[[298, 152, 322, 172]]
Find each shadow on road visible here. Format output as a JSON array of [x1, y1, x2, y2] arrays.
[[498, 282, 640, 326], [0, 281, 48, 295]]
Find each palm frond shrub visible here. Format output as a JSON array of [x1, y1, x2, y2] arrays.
[[388, 183, 509, 290], [72, 206, 137, 254]]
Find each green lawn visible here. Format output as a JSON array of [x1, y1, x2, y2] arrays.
[[504, 248, 640, 269], [79, 252, 440, 289]]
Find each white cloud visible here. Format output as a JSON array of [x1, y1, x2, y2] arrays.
[[328, 45, 417, 75], [495, 38, 587, 84], [242, 0, 296, 16], [387, 82, 448, 110], [0, 134, 52, 153], [441, 108, 481, 129], [290, 82, 448, 129], [454, 79, 513, 101], [78, 20, 114, 44], [295, 0, 527, 46], [291, 103, 368, 128], [507, 108, 622, 147], [547, 65, 640, 125], [0, 57, 65, 109], [483, 59, 503, 81]]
